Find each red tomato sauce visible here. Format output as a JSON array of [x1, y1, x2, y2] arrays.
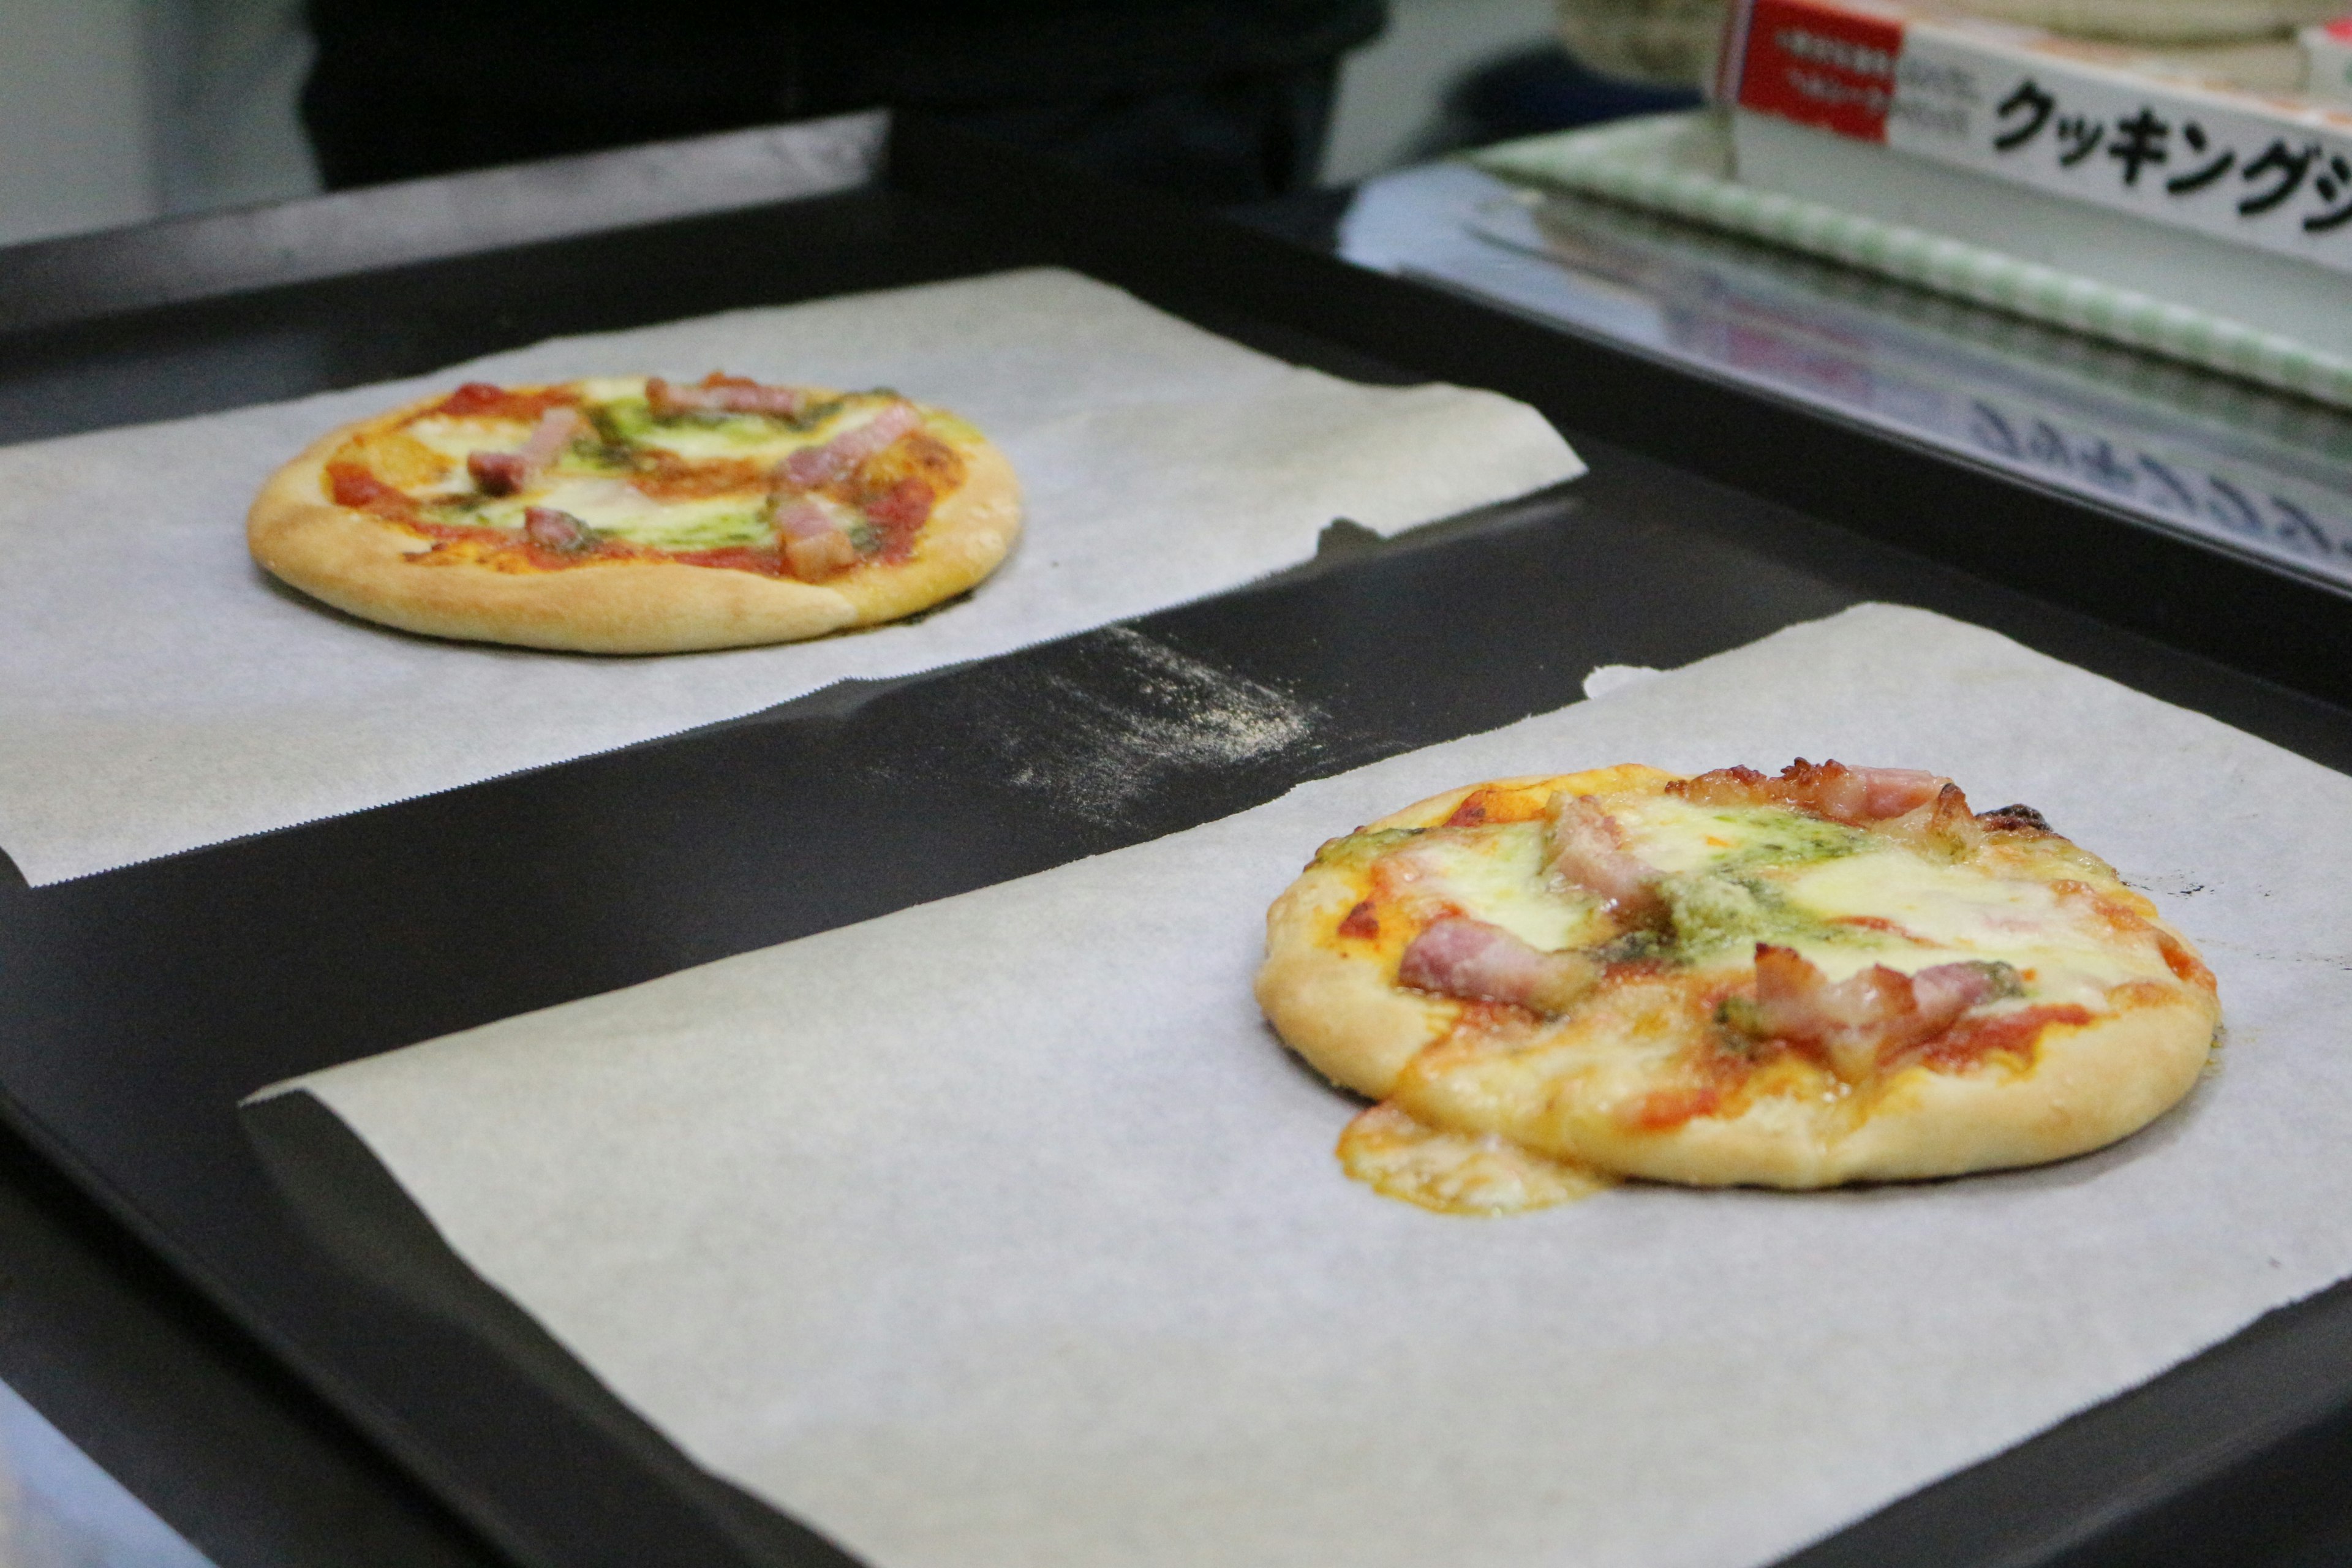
[[326, 461, 418, 516], [668, 544, 786, 578], [862, 478, 935, 562], [429, 382, 581, 421], [1912, 1004, 2094, 1072]]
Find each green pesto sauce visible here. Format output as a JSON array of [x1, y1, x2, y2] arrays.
[[1313, 826, 1423, 871], [1700, 808, 1872, 873], [609, 508, 771, 550], [596, 395, 807, 448], [421, 496, 769, 550], [593, 398, 657, 445], [1313, 807, 1880, 967], [1659, 869, 1880, 964]]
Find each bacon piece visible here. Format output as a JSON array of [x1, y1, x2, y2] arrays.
[[1925, 781, 1985, 856], [774, 498, 859, 581], [1978, 802, 2052, 834], [781, 402, 921, 489], [1731, 943, 2017, 1081], [1675, 760, 1949, 824], [1546, 793, 1663, 921], [522, 506, 594, 553], [1867, 781, 1992, 862], [647, 373, 808, 421], [1398, 918, 1602, 1016], [1856, 766, 1946, 818], [468, 407, 587, 496], [466, 452, 529, 495], [518, 406, 586, 469], [861, 477, 935, 560]]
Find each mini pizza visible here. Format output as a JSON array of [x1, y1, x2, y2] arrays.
[[1256, 761, 2219, 1212], [249, 374, 1020, 652]]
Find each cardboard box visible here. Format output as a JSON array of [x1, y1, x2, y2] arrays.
[[1717, 0, 2352, 277], [2305, 17, 2352, 106]]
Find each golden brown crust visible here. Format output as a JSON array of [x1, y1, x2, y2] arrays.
[[1256, 867, 1453, 1099], [1389, 984, 2218, 1188], [247, 389, 1021, 654], [1256, 765, 2221, 1189]]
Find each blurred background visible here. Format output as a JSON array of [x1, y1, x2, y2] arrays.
[[0, 0, 1706, 247]]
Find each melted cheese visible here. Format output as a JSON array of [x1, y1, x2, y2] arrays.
[[1395, 824, 1604, 952], [1611, 794, 1870, 875], [396, 384, 918, 542], [1782, 850, 2154, 1005], [482, 478, 769, 551], [402, 415, 529, 484], [1378, 791, 2172, 1012], [1338, 1102, 1613, 1214], [595, 385, 884, 464]]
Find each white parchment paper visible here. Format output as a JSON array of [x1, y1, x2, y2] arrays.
[[0, 268, 1579, 886], [274, 605, 2352, 1568]]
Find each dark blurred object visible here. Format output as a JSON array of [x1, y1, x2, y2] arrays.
[[1442, 44, 1702, 147], [301, 0, 1383, 203]]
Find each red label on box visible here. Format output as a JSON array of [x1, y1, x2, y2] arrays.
[[1734, 0, 1906, 143]]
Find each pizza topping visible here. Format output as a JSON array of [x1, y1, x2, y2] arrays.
[[1722, 943, 2021, 1080], [1338, 1102, 1613, 1215], [1546, 794, 1663, 920], [326, 461, 417, 516], [1398, 916, 1602, 1016], [1980, 802, 2053, 834], [522, 506, 597, 554], [467, 407, 588, 496], [434, 382, 580, 421], [861, 478, 937, 561], [1657, 868, 1866, 963], [782, 401, 922, 489], [773, 498, 859, 581], [1675, 760, 1948, 824], [1265, 763, 2220, 1205], [646, 373, 808, 421], [320, 378, 986, 586]]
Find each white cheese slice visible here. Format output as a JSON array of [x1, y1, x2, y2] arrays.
[[1396, 825, 1604, 952]]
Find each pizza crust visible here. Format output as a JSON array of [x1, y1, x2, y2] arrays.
[[248, 393, 1022, 654], [1388, 981, 2217, 1188], [1256, 766, 2221, 1190]]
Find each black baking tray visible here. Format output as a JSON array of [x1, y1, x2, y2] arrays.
[[4, 114, 2352, 1568]]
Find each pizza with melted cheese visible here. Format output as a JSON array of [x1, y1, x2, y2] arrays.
[[1255, 761, 2219, 1212], [249, 374, 1020, 652]]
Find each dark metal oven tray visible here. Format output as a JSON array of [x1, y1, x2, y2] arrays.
[[5, 114, 2352, 1568]]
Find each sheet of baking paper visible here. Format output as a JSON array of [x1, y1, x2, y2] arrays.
[[0, 268, 1578, 886], [272, 603, 2352, 1568]]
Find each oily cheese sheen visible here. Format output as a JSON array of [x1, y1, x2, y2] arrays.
[[1255, 763, 2220, 1205], [249, 375, 1021, 653]]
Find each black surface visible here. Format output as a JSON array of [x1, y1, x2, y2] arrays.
[[0, 1107, 498, 1568], [4, 115, 2352, 1568]]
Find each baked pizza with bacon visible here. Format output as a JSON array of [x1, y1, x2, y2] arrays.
[[1256, 761, 2219, 1212], [249, 374, 1020, 652]]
